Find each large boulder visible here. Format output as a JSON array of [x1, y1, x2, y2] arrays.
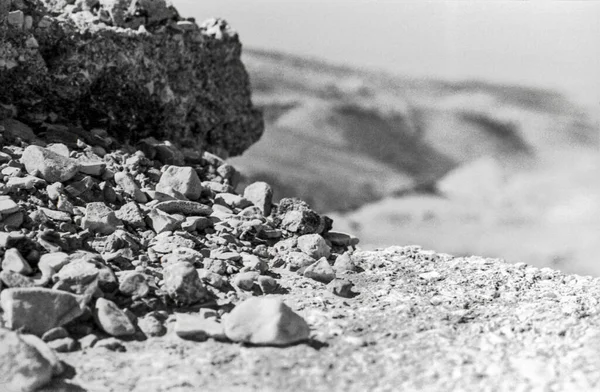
[[0, 0, 263, 157]]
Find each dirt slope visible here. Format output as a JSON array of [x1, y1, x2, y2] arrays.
[[44, 246, 600, 391]]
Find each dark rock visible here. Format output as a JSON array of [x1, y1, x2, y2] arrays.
[[0, 4, 263, 157]]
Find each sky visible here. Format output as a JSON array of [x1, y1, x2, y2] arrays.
[[174, 1, 600, 112]]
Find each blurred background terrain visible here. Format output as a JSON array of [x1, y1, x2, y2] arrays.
[[176, 1, 599, 275]]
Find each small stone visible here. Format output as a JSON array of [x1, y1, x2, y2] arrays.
[[19, 334, 64, 376], [0, 198, 19, 215], [2, 248, 33, 275], [154, 200, 212, 216], [243, 181, 273, 216], [0, 288, 88, 336], [241, 254, 269, 274], [197, 269, 225, 288], [257, 275, 278, 294], [328, 278, 355, 298], [94, 298, 136, 337], [0, 270, 37, 288], [419, 271, 443, 282], [175, 310, 226, 341], [214, 193, 252, 210], [21, 145, 79, 183], [94, 337, 126, 352], [7, 10, 25, 29], [46, 183, 63, 201], [138, 314, 166, 337], [156, 166, 203, 200], [118, 271, 150, 299], [46, 143, 69, 157], [47, 337, 78, 353], [303, 257, 336, 284], [297, 234, 331, 259], [0, 328, 54, 392], [147, 208, 183, 233], [77, 157, 106, 176], [41, 327, 69, 342], [114, 171, 147, 203], [52, 260, 99, 296], [115, 202, 146, 229], [325, 231, 360, 247], [224, 297, 310, 346], [285, 252, 317, 272], [233, 271, 259, 291], [82, 202, 121, 235], [79, 334, 99, 349], [333, 252, 357, 273], [38, 252, 69, 278], [6, 175, 45, 192], [163, 261, 208, 305]]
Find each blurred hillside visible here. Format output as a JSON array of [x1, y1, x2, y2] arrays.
[[231, 49, 599, 274]]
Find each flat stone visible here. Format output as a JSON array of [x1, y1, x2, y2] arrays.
[[156, 166, 203, 201], [47, 337, 78, 353], [0, 288, 88, 336], [94, 337, 126, 352], [41, 327, 70, 342], [214, 193, 252, 210], [94, 298, 136, 337], [114, 171, 147, 203], [0, 198, 19, 215], [243, 181, 273, 216], [163, 261, 208, 305], [175, 310, 226, 341], [224, 297, 310, 346], [325, 231, 360, 247], [77, 157, 106, 176], [147, 208, 183, 234], [297, 234, 331, 259], [2, 247, 33, 275], [6, 175, 45, 192], [115, 202, 146, 229], [38, 207, 71, 222], [82, 202, 121, 235], [21, 145, 79, 183], [0, 328, 55, 392], [303, 257, 336, 284], [154, 200, 212, 216]]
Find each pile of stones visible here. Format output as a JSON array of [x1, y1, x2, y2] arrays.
[[0, 117, 360, 390]]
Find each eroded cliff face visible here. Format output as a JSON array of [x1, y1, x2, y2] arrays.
[[0, 0, 263, 157]]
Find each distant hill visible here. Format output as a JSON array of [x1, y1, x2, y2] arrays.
[[231, 48, 598, 212]]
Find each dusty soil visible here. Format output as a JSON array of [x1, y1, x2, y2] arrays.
[[43, 246, 600, 391]]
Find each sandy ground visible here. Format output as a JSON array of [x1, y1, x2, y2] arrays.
[[42, 246, 600, 391]]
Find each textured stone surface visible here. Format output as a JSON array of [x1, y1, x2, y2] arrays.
[[94, 298, 136, 337], [0, 1, 263, 157]]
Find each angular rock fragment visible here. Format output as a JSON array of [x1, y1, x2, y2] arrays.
[[328, 278, 356, 298], [0, 288, 88, 336], [156, 166, 203, 201], [115, 202, 146, 229], [82, 202, 121, 235], [2, 247, 33, 275], [297, 234, 331, 259], [147, 208, 183, 234], [154, 200, 212, 216], [163, 261, 208, 305], [303, 257, 336, 284], [20, 146, 79, 183], [114, 171, 147, 203], [243, 181, 273, 216], [224, 297, 310, 346]]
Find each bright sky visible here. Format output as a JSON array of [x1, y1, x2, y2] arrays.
[[174, 1, 600, 112]]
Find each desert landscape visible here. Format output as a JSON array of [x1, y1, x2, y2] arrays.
[[1, 1, 599, 392]]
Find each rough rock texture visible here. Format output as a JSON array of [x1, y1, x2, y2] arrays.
[[0, 0, 263, 157]]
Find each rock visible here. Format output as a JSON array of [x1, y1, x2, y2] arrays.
[[94, 338, 126, 352], [233, 271, 259, 291], [147, 208, 183, 234], [115, 202, 146, 229], [197, 269, 225, 288], [154, 200, 213, 216], [273, 198, 331, 235], [37, 252, 69, 279], [67, 252, 119, 295], [79, 334, 99, 350], [118, 271, 150, 299], [19, 334, 64, 376], [20, 146, 79, 183], [257, 275, 278, 294], [243, 181, 273, 216], [137, 314, 166, 337], [224, 297, 310, 346], [46, 143, 69, 157], [0, 328, 55, 392], [47, 337, 78, 353], [114, 171, 147, 203], [333, 252, 357, 273], [94, 298, 136, 337], [214, 193, 252, 209], [0, 270, 37, 288], [175, 310, 226, 341], [0, 288, 88, 336], [303, 257, 336, 284], [156, 166, 203, 201], [325, 231, 360, 247], [41, 327, 69, 342], [77, 157, 106, 177], [163, 261, 208, 305], [297, 234, 331, 259], [328, 278, 355, 298], [182, 216, 212, 232], [285, 252, 317, 272], [6, 176, 45, 192], [82, 202, 121, 235], [2, 247, 33, 275], [52, 259, 99, 296], [0, 197, 19, 215], [0, 5, 263, 158]]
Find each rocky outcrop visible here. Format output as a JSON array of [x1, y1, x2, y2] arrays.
[[0, 0, 263, 157]]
